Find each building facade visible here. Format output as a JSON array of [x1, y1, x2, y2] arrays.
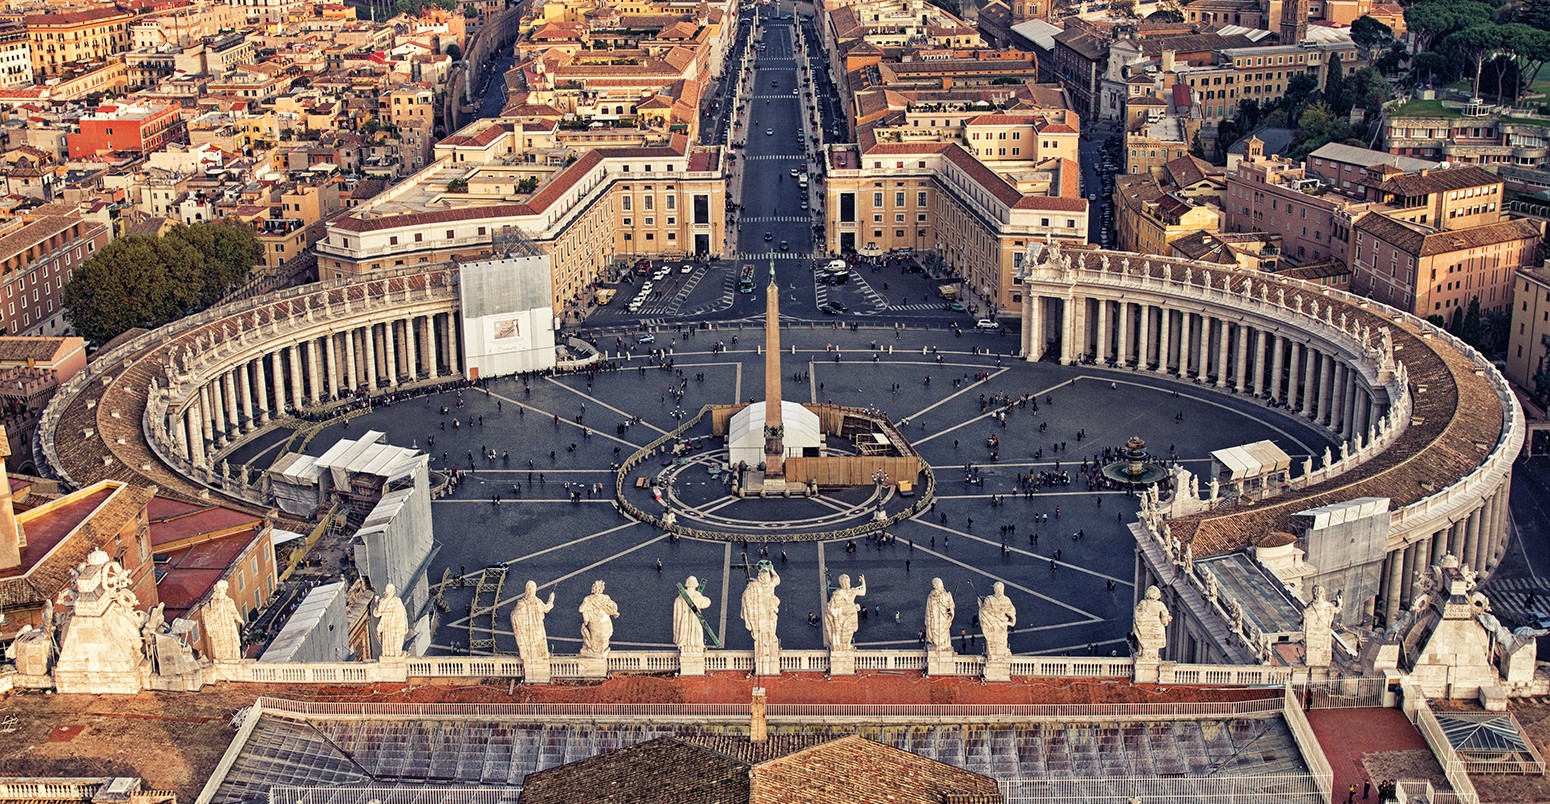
[[24, 7, 133, 80]]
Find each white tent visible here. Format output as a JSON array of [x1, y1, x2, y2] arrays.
[[728, 401, 822, 468]]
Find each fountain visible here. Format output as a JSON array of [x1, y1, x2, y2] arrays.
[[1101, 436, 1168, 488]]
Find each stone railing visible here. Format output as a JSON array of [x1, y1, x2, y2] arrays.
[[194, 650, 1348, 688], [0, 779, 111, 800]]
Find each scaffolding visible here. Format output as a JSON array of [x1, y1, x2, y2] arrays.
[[468, 566, 507, 653]]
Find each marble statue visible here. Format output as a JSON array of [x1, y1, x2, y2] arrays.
[[373, 583, 408, 660], [673, 576, 712, 650], [1302, 457, 1313, 476], [1322, 447, 1333, 469], [1202, 571, 1219, 602], [53, 549, 151, 694], [1208, 478, 1219, 501], [1182, 544, 1194, 574], [511, 581, 555, 663], [578, 580, 619, 658], [202, 579, 245, 662], [1301, 585, 1339, 667], [925, 577, 956, 654], [823, 574, 866, 651], [1131, 585, 1172, 662], [978, 582, 1017, 662], [741, 565, 781, 656], [6, 625, 50, 676], [1230, 600, 1246, 632]]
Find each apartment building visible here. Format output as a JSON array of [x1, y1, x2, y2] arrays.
[[24, 7, 133, 80], [1224, 136, 1362, 266], [383, 86, 437, 173], [0, 26, 33, 88], [67, 103, 187, 159], [1351, 213, 1541, 319], [0, 210, 111, 337], [1381, 110, 1550, 192]]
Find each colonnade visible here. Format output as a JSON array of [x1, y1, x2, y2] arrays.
[[1024, 294, 1380, 440], [170, 312, 463, 467], [1378, 482, 1513, 626]]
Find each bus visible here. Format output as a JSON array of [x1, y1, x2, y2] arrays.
[[738, 263, 756, 293]]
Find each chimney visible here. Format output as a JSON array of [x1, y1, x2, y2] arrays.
[[750, 686, 768, 743], [0, 427, 23, 571], [1160, 50, 1176, 73]]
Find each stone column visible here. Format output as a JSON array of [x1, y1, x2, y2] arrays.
[[385, 320, 400, 387], [236, 364, 253, 432], [1214, 319, 1230, 387], [363, 324, 378, 390], [1429, 527, 1447, 568], [1383, 552, 1404, 626], [1117, 301, 1131, 366], [1157, 307, 1172, 373], [323, 333, 338, 402], [221, 370, 240, 438], [1270, 334, 1286, 402], [345, 328, 359, 392], [1021, 292, 1035, 357], [254, 354, 270, 424], [447, 315, 462, 374], [1060, 296, 1079, 364], [1175, 312, 1191, 379], [1300, 345, 1317, 417], [1448, 519, 1466, 561], [1095, 297, 1109, 363], [1234, 323, 1249, 391], [1195, 315, 1210, 381], [1138, 305, 1152, 369], [188, 403, 207, 467], [308, 338, 324, 405], [1399, 542, 1419, 603], [1354, 387, 1371, 436], [1253, 329, 1268, 396], [1464, 507, 1483, 574], [423, 317, 440, 379], [1314, 353, 1331, 426], [288, 344, 305, 412], [405, 315, 420, 381]]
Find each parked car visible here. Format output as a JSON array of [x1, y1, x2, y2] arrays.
[[975, 319, 999, 330], [638, 333, 656, 344]]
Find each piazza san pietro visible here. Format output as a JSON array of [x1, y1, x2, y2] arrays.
[[5, 0, 1550, 800]]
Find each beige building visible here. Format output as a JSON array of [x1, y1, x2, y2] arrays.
[[1508, 265, 1550, 407], [0, 27, 33, 88], [318, 125, 726, 318], [24, 7, 132, 79], [383, 86, 437, 174]]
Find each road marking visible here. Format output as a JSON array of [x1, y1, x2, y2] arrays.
[[542, 375, 672, 437], [915, 519, 1133, 587], [901, 528, 1108, 621]]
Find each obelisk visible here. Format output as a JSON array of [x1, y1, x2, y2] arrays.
[[763, 267, 785, 479]]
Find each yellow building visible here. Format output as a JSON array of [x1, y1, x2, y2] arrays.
[[25, 7, 132, 79]]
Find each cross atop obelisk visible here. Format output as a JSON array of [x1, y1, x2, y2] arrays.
[[763, 265, 784, 478]]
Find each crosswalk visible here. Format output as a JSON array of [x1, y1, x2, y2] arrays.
[[740, 216, 811, 224], [1480, 576, 1550, 626], [744, 155, 807, 162], [729, 251, 820, 260]]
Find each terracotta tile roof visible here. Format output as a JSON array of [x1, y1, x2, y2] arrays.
[[518, 734, 1002, 804], [1068, 252, 1505, 558], [0, 337, 78, 366], [1356, 214, 1542, 257], [23, 7, 128, 24], [0, 483, 152, 610], [1378, 165, 1498, 197]]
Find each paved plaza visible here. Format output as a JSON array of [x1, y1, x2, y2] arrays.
[[235, 326, 1335, 658]]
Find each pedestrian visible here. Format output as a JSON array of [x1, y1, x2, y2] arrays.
[[1347, 783, 1356, 803]]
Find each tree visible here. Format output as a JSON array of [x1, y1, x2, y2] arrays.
[[446, 178, 469, 192], [1407, 1, 1498, 54], [1237, 98, 1262, 129], [1145, 8, 1184, 22], [445, 43, 462, 61], [1284, 73, 1320, 118], [1412, 51, 1455, 87], [1501, 23, 1550, 106], [63, 222, 258, 345], [1324, 54, 1349, 115], [1376, 42, 1408, 77], [1461, 296, 1484, 347], [1351, 15, 1394, 60], [1446, 24, 1509, 100], [1190, 131, 1207, 159]]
